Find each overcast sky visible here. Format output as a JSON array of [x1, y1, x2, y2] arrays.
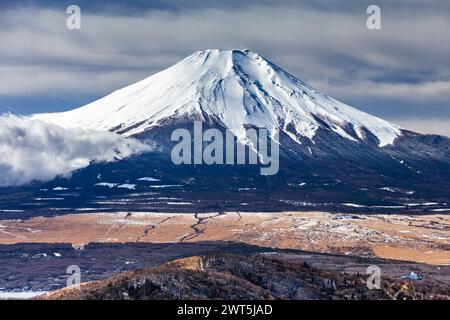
[[0, 0, 449, 136]]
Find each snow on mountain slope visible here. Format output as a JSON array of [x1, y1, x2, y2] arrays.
[[34, 49, 402, 147]]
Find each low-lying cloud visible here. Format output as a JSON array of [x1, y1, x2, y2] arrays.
[[0, 115, 151, 187]]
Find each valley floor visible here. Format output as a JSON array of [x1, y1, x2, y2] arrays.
[[0, 211, 448, 264], [0, 211, 448, 298]]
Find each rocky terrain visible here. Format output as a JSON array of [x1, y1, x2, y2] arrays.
[[40, 253, 450, 300]]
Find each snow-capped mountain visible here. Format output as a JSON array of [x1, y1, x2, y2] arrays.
[[4, 49, 445, 216], [35, 49, 401, 147]]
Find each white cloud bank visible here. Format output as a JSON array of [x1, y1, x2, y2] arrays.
[[393, 118, 450, 138], [0, 115, 151, 187]]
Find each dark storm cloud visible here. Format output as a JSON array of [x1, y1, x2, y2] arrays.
[[0, 0, 449, 135]]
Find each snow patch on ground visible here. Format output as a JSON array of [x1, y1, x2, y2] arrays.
[[117, 184, 137, 190], [0, 291, 48, 300], [137, 177, 161, 182]]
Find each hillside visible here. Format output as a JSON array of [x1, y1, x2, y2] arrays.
[[41, 253, 450, 300]]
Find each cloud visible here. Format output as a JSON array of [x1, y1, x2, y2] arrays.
[[0, 1, 448, 134], [1, 4, 449, 100], [393, 118, 450, 138], [0, 115, 151, 187]]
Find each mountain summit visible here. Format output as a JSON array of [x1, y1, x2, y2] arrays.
[[36, 49, 401, 147]]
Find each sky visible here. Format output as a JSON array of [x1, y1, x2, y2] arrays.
[[0, 0, 449, 136]]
